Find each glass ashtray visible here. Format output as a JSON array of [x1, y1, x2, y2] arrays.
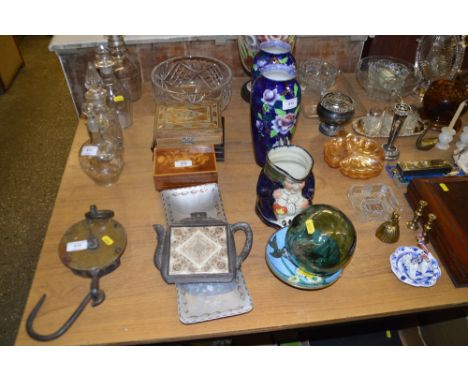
[[348, 183, 400, 221]]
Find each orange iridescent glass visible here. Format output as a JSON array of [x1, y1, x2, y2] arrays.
[[323, 133, 384, 179]]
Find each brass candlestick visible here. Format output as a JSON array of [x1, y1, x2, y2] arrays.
[[421, 213, 437, 244], [406, 200, 428, 231]]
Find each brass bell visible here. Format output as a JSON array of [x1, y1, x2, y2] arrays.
[[376, 210, 400, 243]]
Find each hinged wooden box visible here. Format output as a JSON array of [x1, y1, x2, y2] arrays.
[[153, 146, 218, 191], [153, 103, 223, 147], [406, 176, 468, 287]]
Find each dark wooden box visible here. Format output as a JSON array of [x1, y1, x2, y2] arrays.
[[406, 176, 468, 287]]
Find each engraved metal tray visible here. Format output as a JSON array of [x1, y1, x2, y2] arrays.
[[161, 183, 226, 224], [176, 270, 253, 324]]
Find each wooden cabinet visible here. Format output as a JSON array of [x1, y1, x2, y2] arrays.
[[0, 36, 24, 93]]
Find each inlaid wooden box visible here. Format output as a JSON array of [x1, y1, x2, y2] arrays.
[[153, 103, 223, 147], [153, 146, 218, 191]]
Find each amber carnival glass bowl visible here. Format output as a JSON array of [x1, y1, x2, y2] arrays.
[[324, 133, 384, 179], [151, 56, 232, 111]]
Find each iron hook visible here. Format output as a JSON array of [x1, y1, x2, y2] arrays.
[[26, 273, 105, 342]]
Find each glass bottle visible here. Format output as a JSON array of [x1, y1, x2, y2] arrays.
[[94, 44, 133, 129], [83, 63, 123, 152], [79, 106, 124, 186], [107, 35, 142, 102]]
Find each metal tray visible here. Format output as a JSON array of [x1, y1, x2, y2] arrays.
[[161, 183, 226, 224], [176, 270, 253, 324]]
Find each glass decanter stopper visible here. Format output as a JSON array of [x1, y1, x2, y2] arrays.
[[382, 102, 411, 161], [94, 44, 133, 129], [79, 106, 124, 186], [107, 35, 142, 102], [83, 63, 123, 152]]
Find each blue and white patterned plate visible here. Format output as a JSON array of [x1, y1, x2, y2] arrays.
[[390, 246, 441, 287], [265, 227, 342, 290]]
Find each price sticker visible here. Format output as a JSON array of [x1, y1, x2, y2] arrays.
[[66, 240, 88, 252], [81, 145, 98, 156], [174, 160, 193, 168], [439, 183, 449, 192], [305, 219, 315, 235], [113, 95, 125, 103], [101, 235, 114, 246], [283, 97, 298, 110]]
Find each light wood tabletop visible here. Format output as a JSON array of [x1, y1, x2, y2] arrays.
[[16, 75, 468, 345]]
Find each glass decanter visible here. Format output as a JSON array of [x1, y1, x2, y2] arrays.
[[95, 44, 133, 129], [79, 105, 124, 186], [83, 63, 123, 152], [107, 35, 142, 102]]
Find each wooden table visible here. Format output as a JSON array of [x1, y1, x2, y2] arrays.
[[16, 75, 468, 345]]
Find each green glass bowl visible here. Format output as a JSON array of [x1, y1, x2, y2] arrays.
[[285, 204, 356, 276]]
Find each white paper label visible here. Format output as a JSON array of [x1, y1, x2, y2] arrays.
[[81, 145, 98, 156], [283, 97, 298, 110], [174, 160, 193, 168], [66, 240, 88, 252]]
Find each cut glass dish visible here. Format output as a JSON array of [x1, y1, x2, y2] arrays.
[[348, 183, 400, 221]]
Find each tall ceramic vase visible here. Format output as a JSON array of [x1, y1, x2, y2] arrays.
[[251, 40, 296, 85], [250, 64, 301, 166], [238, 35, 296, 102]]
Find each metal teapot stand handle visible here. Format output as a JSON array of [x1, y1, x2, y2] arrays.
[[26, 272, 105, 342], [231, 222, 253, 269]]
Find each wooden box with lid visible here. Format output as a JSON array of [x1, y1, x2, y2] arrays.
[[153, 103, 223, 147], [153, 145, 218, 191]]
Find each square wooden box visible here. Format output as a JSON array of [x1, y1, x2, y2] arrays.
[[153, 103, 223, 148], [153, 146, 218, 191]]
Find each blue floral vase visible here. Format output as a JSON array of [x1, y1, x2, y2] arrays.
[[251, 64, 301, 166], [251, 40, 296, 84], [256, 145, 314, 228]]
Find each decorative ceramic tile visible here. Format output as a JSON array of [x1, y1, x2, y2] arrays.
[[176, 270, 253, 324], [169, 226, 228, 275]]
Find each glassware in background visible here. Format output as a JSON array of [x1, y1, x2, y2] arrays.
[[356, 56, 419, 102], [367, 59, 410, 99], [107, 35, 142, 102], [415, 35, 466, 90], [298, 59, 339, 118], [79, 107, 124, 186], [79, 63, 124, 186], [151, 56, 232, 111], [94, 44, 133, 129], [421, 79, 468, 131], [82, 63, 123, 151], [363, 108, 383, 137]]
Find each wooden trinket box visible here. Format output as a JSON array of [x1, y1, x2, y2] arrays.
[[153, 146, 218, 191], [153, 103, 223, 147], [406, 176, 468, 287]]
